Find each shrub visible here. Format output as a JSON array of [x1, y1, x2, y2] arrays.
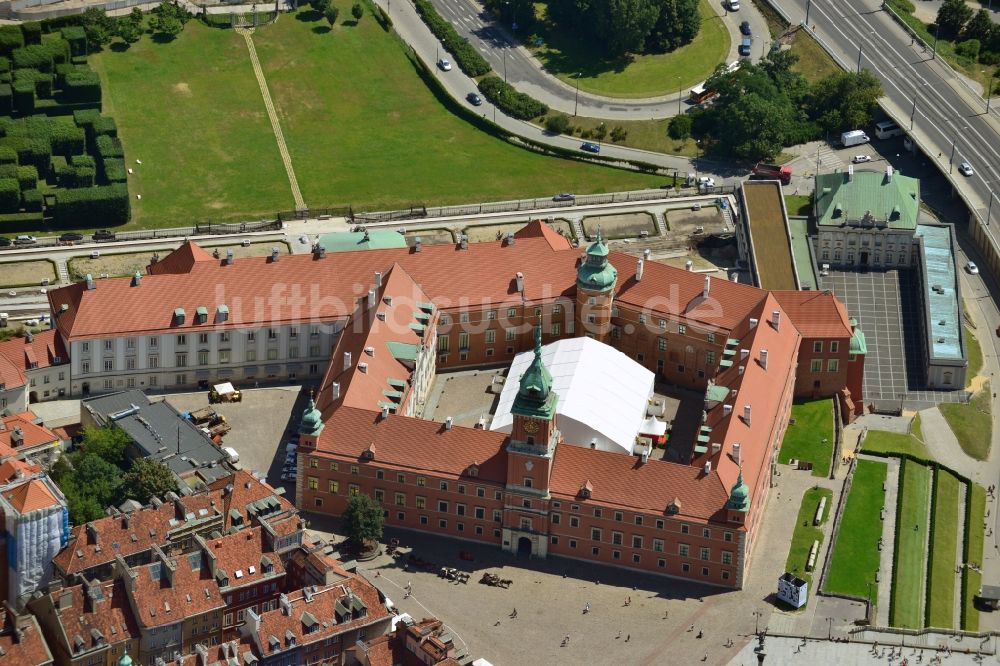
[[11, 80, 34, 114], [0, 84, 11, 116], [21, 188, 42, 212], [61, 26, 87, 57], [92, 115, 116, 137], [102, 157, 126, 183], [14, 68, 52, 98], [15, 165, 37, 190], [73, 108, 100, 129], [0, 27, 24, 57], [544, 113, 571, 135], [0, 177, 19, 212], [11, 41, 67, 73], [21, 22, 42, 46], [0, 164, 17, 179], [0, 57, 10, 75], [54, 62, 74, 88], [477, 76, 548, 120], [50, 123, 85, 155], [62, 69, 101, 103], [70, 153, 94, 169], [73, 165, 95, 187], [413, 0, 491, 77], [0, 147, 16, 165], [53, 183, 130, 226], [668, 114, 692, 140], [956, 39, 981, 62], [610, 125, 628, 142], [95, 134, 123, 159]]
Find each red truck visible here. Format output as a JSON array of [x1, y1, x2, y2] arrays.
[[752, 163, 792, 185]]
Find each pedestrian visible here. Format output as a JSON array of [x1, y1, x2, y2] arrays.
[[564, 635, 570, 644], [689, 624, 695, 632], [702, 654, 708, 662], [625, 596, 631, 606], [617, 630, 622, 639], [511, 608, 517, 618], [495, 619, 501, 626], [626, 634, 631, 642]]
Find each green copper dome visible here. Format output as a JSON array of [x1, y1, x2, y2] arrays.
[[726, 469, 750, 513], [118, 654, 134, 666], [512, 325, 557, 421], [298, 396, 324, 437], [576, 228, 617, 293]]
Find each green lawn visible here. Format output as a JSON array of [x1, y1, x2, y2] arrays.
[[826, 459, 887, 601], [784, 195, 812, 217], [788, 29, 841, 86], [528, 0, 730, 98], [777, 399, 833, 477], [940, 383, 993, 461], [965, 325, 983, 388], [963, 483, 986, 631], [784, 487, 833, 590], [90, 12, 661, 230], [927, 469, 961, 629], [890, 460, 932, 629], [862, 414, 930, 460]]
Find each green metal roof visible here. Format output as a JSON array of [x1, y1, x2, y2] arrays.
[[417, 301, 435, 312], [217, 304, 229, 314], [576, 230, 617, 293], [706, 384, 730, 403], [697, 435, 710, 443], [413, 312, 430, 321], [409, 323, 426, 334], [815, 170, 920, 230], [196, 306, 208, 316], [512, 326, 557, 421], [719, 359, 733, 368], [174, 308, 185, 318], [388, 378, 407, 389], [915, 225, 964, 362], [726, 470, 750, 513], [318, 230, 407, 253], [376, 400, 398, 412], [382, 389, 403, 399], [849, 318, 867, 355], [699, 425, 712, 433], [726, 338, 739, 346], [788, 216, 820, 290], [723, 348, 736, 356], [386, 341, 420, 362], [693, 444, 708, 454]]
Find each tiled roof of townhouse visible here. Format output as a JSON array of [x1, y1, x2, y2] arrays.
[[773, 290, 853, 339], [48, 221, 777, 341], [2, 476, 61, 514], [0, 411, 59, 460], [35, 579, 139, 658], [0, 607, 53, 666], [127, 549, 225, 629], [0, 329, 68, 374], [206, 469, 298, 530], [0, 351, 24, 391], [202, 526, 286, 590], [0, 458, 40, 484]]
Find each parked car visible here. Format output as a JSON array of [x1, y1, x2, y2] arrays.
[[438, 58, 452, 71], [14, 235, 36, 245], [92, 230, 116, 241], [467, 92, 483, 106], [0, 237, 10, 247], [552, 193, 576, 202], [740, 20, 751, 35], [286, 441, 298, 453], [281, 471, 297, 482], [728, 0, 740, 9], [959, 161, 974, 177], [738, 37, 752, 57], [23, 318, 38, 326], [698, 176, 716, 188], [285, 453, 296, 465], [59, 232, 83, 242], [851, 154, 873, 164], [580, 142, 600, 153], [966, 261, 979, 275]]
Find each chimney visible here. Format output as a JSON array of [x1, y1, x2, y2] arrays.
[[771, 310, 780, 330], [58, 588, 73, 610], [743, 404, 752, 425], [732, 442, 742, 465], [515, 272, 524, 293], [414, 237, 422, 252], [685, 260, 693, 271], [123, 513, 131, 529], [343, 352, 352, 371], [759, 348, 768, 369], [445, 416, 453, 430], [85, 274, 95, 290], [131, 271, 141, 287], [636, 259, 644, 282], [886, 164, 893, 182], [703, 461, 712, 474], [270, 247, 280, 262], [703, 275, 711, 299], [279, 593, 291, 616], [848, 164, 854, 182], [507, 232, 515, 246], [739, 348, 749, 361], [723, 404, 732, 416], [314, 244, 326, 259], [711, 442, 721, 455], [380, 405, 389, 421], [368, 288, 377, 307], [374, 272, 383, 288], [195, 644, 209, 666], [730, 272, 739, 283], [460, 234, 469, 250], [86, 523, 99, 544], [643, 248, 651, 260], [749, 317, 758, 328], [331, 382, 340, 400], [225, 249, 234, 265]]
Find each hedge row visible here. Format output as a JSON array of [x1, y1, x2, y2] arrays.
[[887, 457, 909, 627], [102, 157, 126, 183], [53, 183, 129, 227], [12, 39, 69, 73], [0, 176, 18, 212], [477, 76, 548, 120], [63, 69, 100, 103], [95, 134, 123, 159], [924, 466, 940, 628], [413, 0, 490, 77]]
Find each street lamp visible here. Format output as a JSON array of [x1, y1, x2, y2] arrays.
[[753, 609, 762, 634], [503, 47, 508, 84], [574, 72, 581, 117], [986, 68, 997, 114], [988, 190, 996, 226]]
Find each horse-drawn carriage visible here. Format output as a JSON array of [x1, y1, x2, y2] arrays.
[[479, 572, 512, 588]]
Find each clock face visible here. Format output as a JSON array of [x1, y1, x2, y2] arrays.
[[523, 419, 540, 434]]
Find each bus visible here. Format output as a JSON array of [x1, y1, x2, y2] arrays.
[[874, 120, 904, 140], [689, 83, 717, 104]]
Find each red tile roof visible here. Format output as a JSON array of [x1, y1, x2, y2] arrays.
[[206, 469, 298, 529], [0, 352, 24, 391], [0, 610, 53, 666], [203, 526, 285, 589], [314, 406, 508, 483], [0, 412, 59, 460], [773, 290, 852, 339], [0, 458, 40, 484], [146, 240, 217, 276], [0, 329, 68, 373], [2, 477, 61, 514], [129, 551, 225, 628], [39, 579, 139, 656]]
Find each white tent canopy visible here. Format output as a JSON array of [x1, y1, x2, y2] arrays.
[[639, 415, 667, 437], [491, 337, 655, 455], [213, 382, 236, 395]]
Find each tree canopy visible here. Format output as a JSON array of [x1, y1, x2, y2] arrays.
[[547, 0, 701, 57], [343, 493, 384, 547]]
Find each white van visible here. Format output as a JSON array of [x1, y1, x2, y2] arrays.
[[222, 446, 239, 464], [840, 130, 870, 147], [874, 120, 904, 140]]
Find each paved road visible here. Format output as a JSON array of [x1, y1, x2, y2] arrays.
[[774, 0, 999, 223], [425, 0, 771, 119]]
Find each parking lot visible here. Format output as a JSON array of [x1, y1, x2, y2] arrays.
[[821, 270, 967, 410], [160, 385, 306, 487]]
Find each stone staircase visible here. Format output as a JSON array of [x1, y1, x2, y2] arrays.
[[570, 218, 586, 242], [654, 212, 668, 236], [56, 259, 70, 285]]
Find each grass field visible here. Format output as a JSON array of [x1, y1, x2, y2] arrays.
[[963, 483, 986, 631], [927, 469, 961, 629], [581, 212, 655, 240], [787, 28, 841, 86], [862, 413, 930, 459], [546, 116, 700, 157], [528, 0, 730, 98], [826, 459, 887, 601], [784, 487, 833, 589], [777, 399, 833, 478], [940, 383, 992, 461], [90, 12, 661, 230], [965, 326, 983, 388], [890, 459, 931, 629], [0, 260, 57, 289], [784, 195, 811, 217]]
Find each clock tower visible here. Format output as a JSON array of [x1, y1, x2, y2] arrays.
[[503, 325, 559, 558]]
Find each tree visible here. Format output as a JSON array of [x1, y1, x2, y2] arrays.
[[806, 70, 883, 133], [122, 458, 178, 504], [116, 18, 142, 46], [610, 125, 627, 142], [597, 0, 659, 56], [593, 122, 608, 140], [647, 0, 700, 52], [311, 0, 331, 12], [81, 7, 115, 48], [343, 493, 384, 547], [325, 6, 340, 26], [78, 425, 130, 467], [715, 93, 790, 160], [956, 39, 981, 62], [351, 2, 363, 21], [668, 113, 692, 140], [963, 9, 993, 43], [544, 113, 571, 134], [74, 453, 124, 506], [150, 15, 183, 39], [936, 0, 973, 41]]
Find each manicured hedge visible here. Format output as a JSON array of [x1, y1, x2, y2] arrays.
[[72, 107, 99, 128], [102, 157, 126, 183], [21, 188, 42, 212], [0, 27, 24, 57], [62, 69, 100, 103], [60, 27, 86, 58], [95, 134, 123, 159], [15, 164, 36, 190], [53, 183, 129, 226], [70, 153, 94, 168], [477, 76, 548, 120], [0, 177, 19, 212], [92, 115, 116, 137], [413, 0, 490, 77], [14, 68, 52, 98], [22, 22, 42, 46], [50, 122, 84, 155], [11, 80, 33, 114], [0, 84, 11, 116], [0, 146, 16, 165], [0, 164, 17, 179], [0, 57, 10, 75], [12, 42, 65, 73]]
